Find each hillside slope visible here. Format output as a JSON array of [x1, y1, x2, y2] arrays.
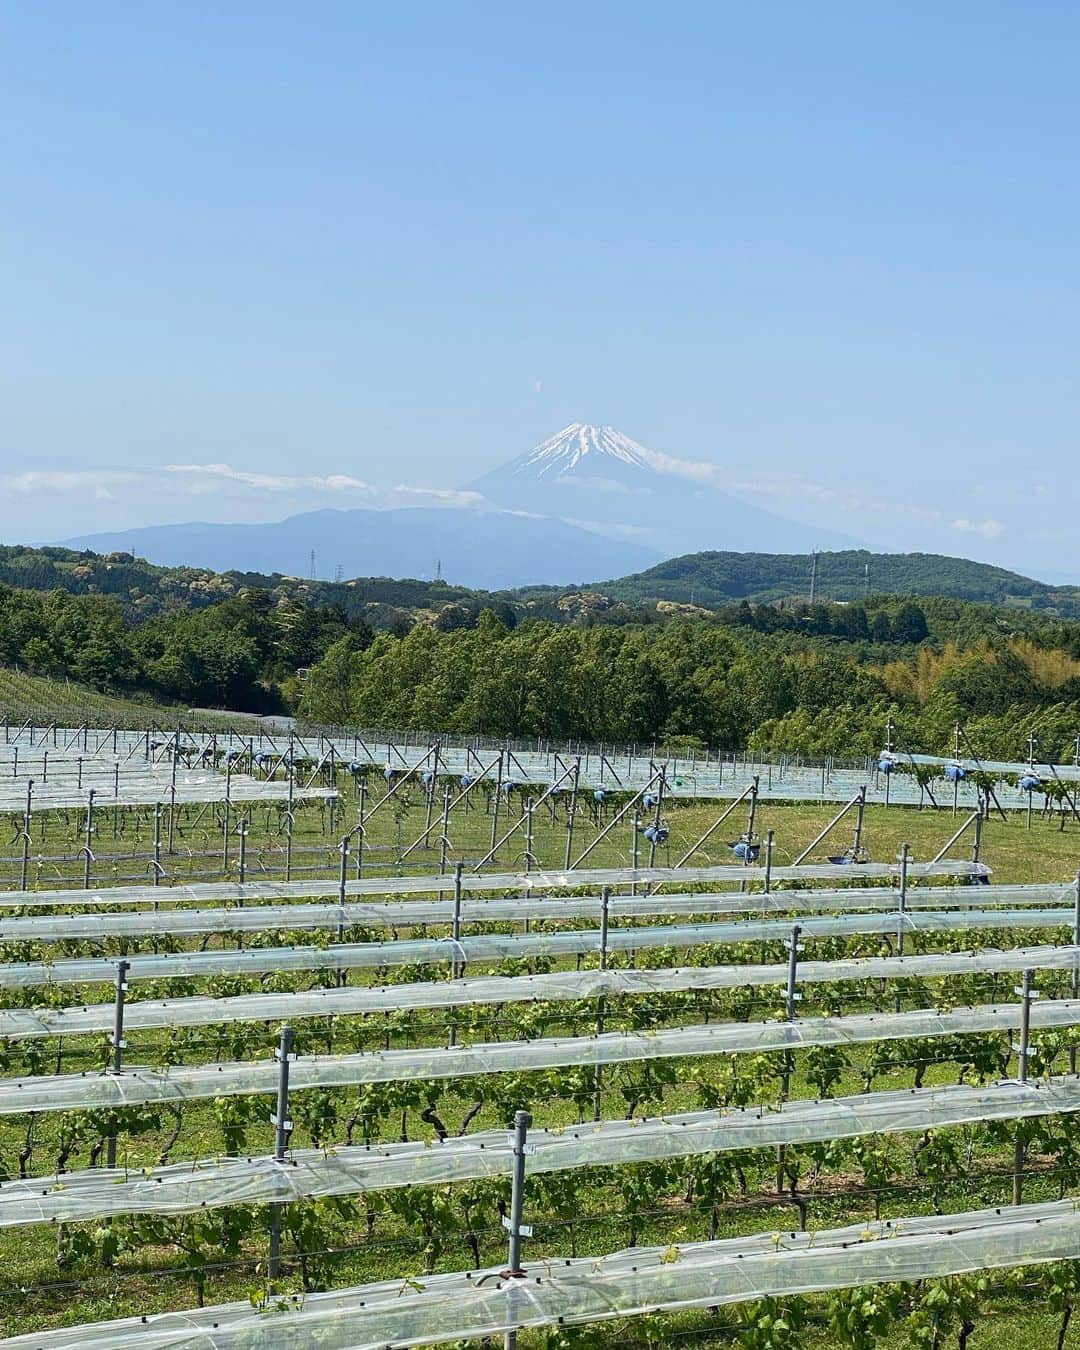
[[581, 549, 1080, 613]]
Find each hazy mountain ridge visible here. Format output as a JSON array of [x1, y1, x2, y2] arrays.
[[59, 505, 659, 591], [56, 422, 860, 586]]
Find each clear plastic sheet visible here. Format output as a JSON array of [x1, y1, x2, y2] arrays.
[[0, 773, 335, 811], [0, 859, 987, 909], [3, 1077, 1079, 1230], [0, 881, 1063, 946], [0, 906, 1070, 991], [5, 1202, 1078, 1348], [1, 998, 1079, 1118], [3, 943, 1078, 1043]]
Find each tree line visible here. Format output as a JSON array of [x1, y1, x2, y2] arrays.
[[0, 585, 373, 713], [300, 607, 1080, 760]]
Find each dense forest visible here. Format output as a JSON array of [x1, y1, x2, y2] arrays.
[[3, 542, 1080, 759], [299, 601, 1080, 760], [0, 585, 372, 713]]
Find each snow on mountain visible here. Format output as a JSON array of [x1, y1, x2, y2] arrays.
[[512, 424, 654, 477], [468, 424, 855, 556]]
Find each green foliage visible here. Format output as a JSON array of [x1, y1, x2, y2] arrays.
[[733, 1296, 806, 1349]]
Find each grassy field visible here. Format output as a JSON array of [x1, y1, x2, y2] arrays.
[[6, 775, 1074, 891], [0, 774, 1076, 1344], [0, 666, 264, 734]]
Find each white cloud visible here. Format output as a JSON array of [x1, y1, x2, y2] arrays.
[[390, 485, 486, 508], [162, 463, 374, 494], [2, 470, 142, 495], [730, 471, 943, 526], [950, 517, 1004, 539], [635, 447, 727, 487]]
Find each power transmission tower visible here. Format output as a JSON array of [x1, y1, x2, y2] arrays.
[[309, 549, 316, 581], [809, 551, 818, 604], [334, 562, 344, 584]]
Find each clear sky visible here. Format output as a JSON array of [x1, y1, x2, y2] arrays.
[[2, 2, 1078, 576]]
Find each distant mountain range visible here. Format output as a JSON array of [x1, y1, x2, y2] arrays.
[[59, 423, 853, 587], [60, 504, 657, 592]]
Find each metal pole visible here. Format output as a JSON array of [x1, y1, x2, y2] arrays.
[[1014, 969, 1035, 1205], [777, 923, 802, 1194], [744, 775, 758, 853], [1073, 870, 1080, 1075], [20, 780, 32, 891], [763, 828, 774, 895], [791, 791, 866, 867], [439, 783, 451, 874], [285, 767, 295, 880], [930, 809, 982, 866], [852, 785, 866, 857], [238, 817, 247, 886], [152, 802, 163, 886], [83, 789, 95, 889], [268, 1024, 296, 1280], [647, 770, 666, 868], [785, 923, 802, 1023], [1017, 967, 1034, 1084], [593, 886, 611, 1120], [222, 760, 232, 873], [490, 751, 504, 857], [423, 745, 440, 847], [451, 862, 464, 979], [503, 1109, 533, 1350], [338, 835, 350, 906], [897, 842, 910, 958], [106, 959, 129, 1169], [563, 758, 581, 869]]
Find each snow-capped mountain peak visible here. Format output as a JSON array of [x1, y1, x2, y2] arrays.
[[516, 424, 654, 479], [466, 422, 856, 557]]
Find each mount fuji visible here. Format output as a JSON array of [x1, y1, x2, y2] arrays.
[[469, 424, 853, 556]]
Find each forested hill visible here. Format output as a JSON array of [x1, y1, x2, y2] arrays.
[[577, 550, 1080, 614], [0, 545, 484, 622], [2, 542, 1079, 625]]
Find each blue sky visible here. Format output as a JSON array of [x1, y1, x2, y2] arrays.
[[2, 2, 1078, 576]]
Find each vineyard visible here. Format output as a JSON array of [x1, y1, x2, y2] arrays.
[[0, 723, 1076, 1346]]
